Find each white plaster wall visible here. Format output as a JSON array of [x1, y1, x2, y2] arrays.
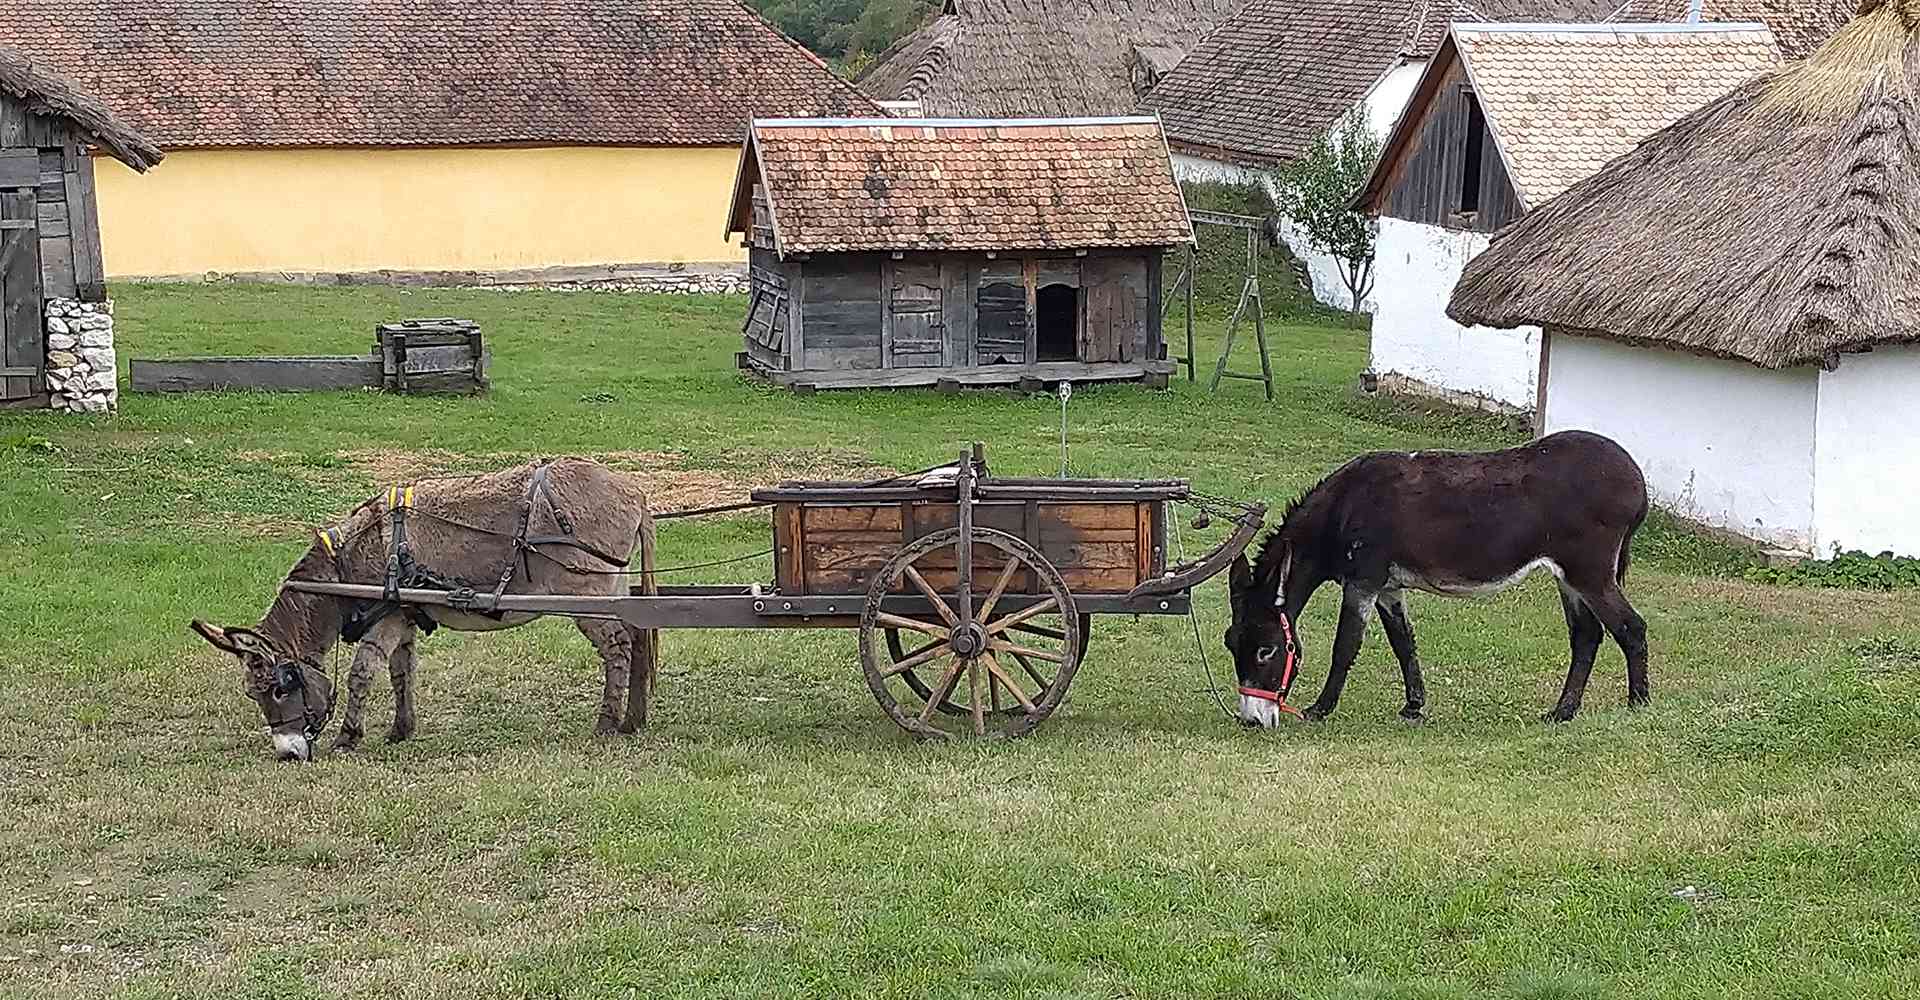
[[1813, 346, 1920, 557], [1170, 64, 1423, 315], [1545, 336, 1818, 551], [1361, 60, 1425, 141], [1369, 216, 1540, 409], [1170, 153, 1259, 186]]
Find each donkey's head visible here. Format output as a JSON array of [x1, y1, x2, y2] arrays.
[[190, 620, 335, 761], [1226, 547, 1302, 727]]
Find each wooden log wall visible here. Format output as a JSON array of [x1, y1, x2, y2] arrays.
[[1378, 58, 1524, 233], [763, 249, 1168, 380]]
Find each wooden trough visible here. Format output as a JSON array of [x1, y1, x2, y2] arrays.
[[131, 318, 489, 395]]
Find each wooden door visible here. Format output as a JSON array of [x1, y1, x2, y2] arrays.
[[1082, 256, 1148, 364], [0, 177, 41, 404], [887, 261, 944, 368], [975, 260, 1027, 364]]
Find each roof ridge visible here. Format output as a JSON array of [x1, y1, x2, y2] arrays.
[[730, 0, 888, 113]]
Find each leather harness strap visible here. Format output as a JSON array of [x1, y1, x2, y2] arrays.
[[322, 461, 630, 637], [1236, 611, 1303, 718]]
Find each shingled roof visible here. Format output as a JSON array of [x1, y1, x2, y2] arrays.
[[857, 0, 1242, 117], [1448, 0, 1920, 369], [1619, 0, 1857, 57], [0, 0, 882, 149], [1357, 23, 1782, 211], [0, 46, 160, 170], [1142, 0, 1625, 164], [727, 117, 1194, 256]]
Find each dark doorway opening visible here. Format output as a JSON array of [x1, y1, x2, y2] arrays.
[[1460, 93, 1486, 216], [1036, 284, 1078, 362]]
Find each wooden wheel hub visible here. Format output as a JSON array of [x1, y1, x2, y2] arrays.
[[949, 622, 987, 658], [859, 525, 1083, 740]]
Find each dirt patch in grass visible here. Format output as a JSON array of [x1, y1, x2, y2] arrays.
[[225, 447, 895, 515]]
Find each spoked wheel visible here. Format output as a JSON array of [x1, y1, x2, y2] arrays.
[[886, 613, 1093, 716], [860, 526, 1082, 739]]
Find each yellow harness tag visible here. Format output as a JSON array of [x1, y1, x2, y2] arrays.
[[317, 529, 337, 557]]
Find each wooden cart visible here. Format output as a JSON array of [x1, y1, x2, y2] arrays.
[[287, 444, 1264, 739]]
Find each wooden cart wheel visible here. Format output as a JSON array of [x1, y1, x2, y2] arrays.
[[886, 613, 1093, 716], [860, 526, 1082, 739]]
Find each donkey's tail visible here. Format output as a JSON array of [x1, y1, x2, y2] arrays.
[[1618, 495, 1648, 586]]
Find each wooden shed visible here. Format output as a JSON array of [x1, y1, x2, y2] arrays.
[[724, 116, 1192, 390], [0, 46, 161, 408]]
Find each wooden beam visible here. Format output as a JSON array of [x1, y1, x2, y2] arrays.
[[130, 356, 384, 393]]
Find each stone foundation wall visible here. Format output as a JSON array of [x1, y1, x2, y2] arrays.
[[45, 298, 116, 413], [125, 261, 750, 295]]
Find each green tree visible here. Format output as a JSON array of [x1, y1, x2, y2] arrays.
[[1272, 109, 1385, 325], [749, 0, 937, 66]]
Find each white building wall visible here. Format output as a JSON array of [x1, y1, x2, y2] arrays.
[[1167, 59, 1426, 316], [1369, 216, 1540, 411], [1544, 335, 1818, 551], [1813, 346, 1920, 558]]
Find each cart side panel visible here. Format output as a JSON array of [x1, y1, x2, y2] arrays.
[[788, 498, 1164, 596], [908, 500, 1144, 594], [798, 502, 906, 595]]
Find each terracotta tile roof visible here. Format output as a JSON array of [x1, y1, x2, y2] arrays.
[[0, 0, 883, 149], [1456, 24, 1783, 204], [1617, 0, 1856, 57], [858, 0, 1242, 117], [1142, 0, 1625, 164], [733, 117, 1194, 254]]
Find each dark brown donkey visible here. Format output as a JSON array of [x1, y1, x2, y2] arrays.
[[1225, 430, 1649, 726], [191, 457, 658, 761]]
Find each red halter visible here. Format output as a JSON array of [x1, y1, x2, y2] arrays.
[[1237, 611, 1303, 719]]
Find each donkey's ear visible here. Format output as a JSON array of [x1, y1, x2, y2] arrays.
[[1262, 543, 1292, 596], [1228, 554, 1252, 595], [190, 619, 240, 654]]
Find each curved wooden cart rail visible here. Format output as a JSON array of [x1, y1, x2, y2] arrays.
[[858, 526, 1082, 741], [1123, 504, 1267, 600]]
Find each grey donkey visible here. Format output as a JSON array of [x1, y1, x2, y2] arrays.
[[192, 457, 659, 761]]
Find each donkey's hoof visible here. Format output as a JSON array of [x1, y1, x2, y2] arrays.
[[1540, 707, 1577, 724], [593, 717, 620, 737], [617, 715, 645, 735], [1398, 705, 1425, 723], [331, 731, 362, 752], [1628, 693, 1651, 709], [1302, 706, 1333, 723], [385, 722, 414, 744]]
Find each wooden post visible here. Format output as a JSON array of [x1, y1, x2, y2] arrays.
[[1023, 258, 1038, 364], [1184, 244, 1195, 381], [1533, 329, 1553, 438], [955, 445, 976, 628], [1251, 287, 1274, 403]]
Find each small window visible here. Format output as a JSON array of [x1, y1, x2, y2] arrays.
[[1460, 93, 1486, 216]]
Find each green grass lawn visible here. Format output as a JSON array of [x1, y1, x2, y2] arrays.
[[2, 285, 1917, 998]]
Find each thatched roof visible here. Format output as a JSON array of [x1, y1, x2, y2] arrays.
[[0, 45, 159, 170], [1448, 0, 1920, 370], [857, 0, 1241, 117]]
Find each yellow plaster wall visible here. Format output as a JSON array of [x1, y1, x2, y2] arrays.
[[92, 145, 746, 276]]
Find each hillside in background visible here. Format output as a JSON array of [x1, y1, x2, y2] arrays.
[[749, 0, 938, 71]]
